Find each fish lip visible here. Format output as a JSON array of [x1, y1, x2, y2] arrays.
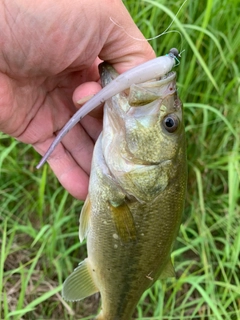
[[156, 71, 176, 84], [162, 70, 175, 78], [135, 71, 176, 88]]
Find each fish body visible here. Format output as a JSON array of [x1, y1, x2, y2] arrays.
[[62, 62, 187, 320]]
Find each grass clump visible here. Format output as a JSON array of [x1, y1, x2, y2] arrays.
[[1, 0, 240, 319]]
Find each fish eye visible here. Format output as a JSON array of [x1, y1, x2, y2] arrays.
[[163, 114, 179, 133]]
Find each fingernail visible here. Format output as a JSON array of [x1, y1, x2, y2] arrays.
[[77, 94, 94, 105]]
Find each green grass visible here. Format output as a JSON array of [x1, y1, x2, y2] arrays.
[[1, 0, 240, 319]]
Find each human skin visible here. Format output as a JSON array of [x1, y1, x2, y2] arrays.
[[0, 0, 155, 199]]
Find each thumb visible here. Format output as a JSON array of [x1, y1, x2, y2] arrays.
[[98, 1, 156, 73], [73, 1, 155, 112]]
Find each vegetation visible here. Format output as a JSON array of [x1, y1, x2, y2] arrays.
[[1, 0, 239, 319]]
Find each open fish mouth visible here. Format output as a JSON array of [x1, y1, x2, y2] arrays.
[[125, 71, 177, 109], [142, 70, 176, 86], [101, 61, 183, 177], [159, 70, 176, 81]]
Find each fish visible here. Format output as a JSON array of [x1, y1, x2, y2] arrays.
[[61, 59, 187, 320]]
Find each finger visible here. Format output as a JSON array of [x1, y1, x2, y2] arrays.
[[34, 138, 89, 200], [80, 114, 103, 142], [73, 81, 103, 119], [100, 1, 156, 72], [72, 81, 103, 141], [60, 121, 94, 175], [73, 81, 102, 103], [33, 121, 95, 200]]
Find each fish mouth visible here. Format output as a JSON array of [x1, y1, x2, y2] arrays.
[[129, 70, 176, 94], [126, 70, 176, 108], [159, 70, 176, 82], [148, 70, 176, 86]]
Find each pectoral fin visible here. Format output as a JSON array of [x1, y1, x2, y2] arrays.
[[159, 258, 175, 279], [79, 196, 91, 242], [109, 200, 137, 242], [62, 259, 98, 301]]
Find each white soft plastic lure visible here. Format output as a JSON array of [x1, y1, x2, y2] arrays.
[[36, 48, 180, 169]]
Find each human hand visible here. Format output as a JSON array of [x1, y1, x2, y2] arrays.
[[0, 0, 155, 199]]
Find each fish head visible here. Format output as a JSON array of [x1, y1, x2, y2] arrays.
[[125, 73, 184, 164], [100, 63, 185, 166], [99, 63, 186, 202]]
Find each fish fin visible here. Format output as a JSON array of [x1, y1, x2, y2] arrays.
[[159, 258, 176, 279], [79, 195, 91, 242], [62, 258, 98, 301], [109, 200, 137, 242]]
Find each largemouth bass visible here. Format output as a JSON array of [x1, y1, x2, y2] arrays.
[[62, 60, 187, 319]]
